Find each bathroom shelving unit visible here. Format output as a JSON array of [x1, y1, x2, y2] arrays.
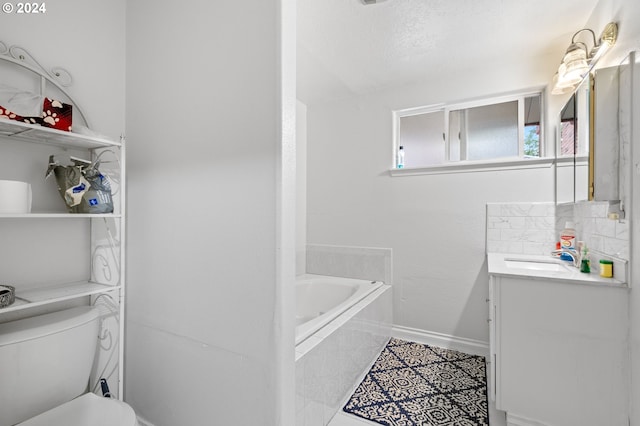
[[0, 118, 126, 398], [0, 43, 126, 399], [0, 119, 126, 312]]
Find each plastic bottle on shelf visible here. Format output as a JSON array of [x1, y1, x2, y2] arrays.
[[397, 145, 405, 169], [560, 221, 576, 250]]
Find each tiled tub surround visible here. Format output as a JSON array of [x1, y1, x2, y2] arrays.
[[295, 282, 392, 426], [306, 244, 393, 285]]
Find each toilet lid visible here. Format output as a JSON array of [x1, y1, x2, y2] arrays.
[[18, 392, 138, 426]]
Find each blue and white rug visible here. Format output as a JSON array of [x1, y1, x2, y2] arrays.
[[343, 338, 489, 425]]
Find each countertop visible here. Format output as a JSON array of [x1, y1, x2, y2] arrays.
[[487, 252, 628, 288]]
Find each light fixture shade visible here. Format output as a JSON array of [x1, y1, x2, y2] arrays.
[[562, 43, 589, 81], [556, 62, 583, 88], [553, 65, 580, 95], [552, 72, 576, 95]]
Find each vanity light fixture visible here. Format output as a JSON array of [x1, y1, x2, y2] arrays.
[[551, 22, 618, 95]]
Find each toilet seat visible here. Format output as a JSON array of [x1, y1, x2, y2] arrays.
[[18, 392, 138, 426]]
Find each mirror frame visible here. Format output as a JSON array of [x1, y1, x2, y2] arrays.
[[555, 75, 594, 205]]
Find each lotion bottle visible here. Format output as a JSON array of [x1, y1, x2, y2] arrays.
[[397, 145, 405, 169], [560, 221, 576, 250]]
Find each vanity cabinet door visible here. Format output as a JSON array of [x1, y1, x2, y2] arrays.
[[494, 276, 628, 426], [488, 275, 497, 403], [593, 66, 620, 201]]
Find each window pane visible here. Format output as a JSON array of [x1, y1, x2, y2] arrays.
[[524, 125, 540, 157], [560, 121, 575, 155], [398, 110, 445, 167], [560, 95, 576, 156], [448, 110, 461, 162], [465, 101, 518, 160], [524, 95, 541, 157]]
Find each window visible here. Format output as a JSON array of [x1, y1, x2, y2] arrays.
[[394, 92, 544, 171], [397, 108, 445, 167]]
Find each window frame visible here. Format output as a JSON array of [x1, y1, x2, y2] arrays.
[[392, 89, 547, 175]]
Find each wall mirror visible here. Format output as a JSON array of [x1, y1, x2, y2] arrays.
[[555, 76, 591, 204]]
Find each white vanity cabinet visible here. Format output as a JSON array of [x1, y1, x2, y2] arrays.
[[488, 254, 628, 426]]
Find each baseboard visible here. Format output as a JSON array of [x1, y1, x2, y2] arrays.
[[136, 416, 156, 426], [392, 325, 489, 357], [506, 413, 552, 426]]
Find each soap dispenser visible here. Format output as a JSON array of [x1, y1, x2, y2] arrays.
[[580, 245, 590, 273]]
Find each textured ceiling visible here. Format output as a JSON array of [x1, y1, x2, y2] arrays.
[[297, 0, 600, 104]]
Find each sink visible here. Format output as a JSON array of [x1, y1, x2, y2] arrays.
[[504, 258, 571, 272]]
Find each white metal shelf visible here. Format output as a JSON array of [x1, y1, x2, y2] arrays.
[[0, 281, 120, 314], [1, 44, 127, 398], [0, 213, 122, 219], [0, 119, 119, 150]]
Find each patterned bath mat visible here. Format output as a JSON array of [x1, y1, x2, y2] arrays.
[[343, 338, 489, 425]]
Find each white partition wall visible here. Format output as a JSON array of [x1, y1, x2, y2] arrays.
[[125, 1, 296, 425]]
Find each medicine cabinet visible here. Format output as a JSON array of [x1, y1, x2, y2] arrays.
[[555, 60, 627, 209], [555, 77, 590, 204]]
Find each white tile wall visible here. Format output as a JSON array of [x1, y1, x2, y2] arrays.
[[486, 203, 556, 255], [295, 286, 392, 426], [569, 201, 630, 260], [306, 244, 393, 284], [486, 201, 630, 261]]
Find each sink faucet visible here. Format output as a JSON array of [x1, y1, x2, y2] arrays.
[[560, 247, 581, 268]]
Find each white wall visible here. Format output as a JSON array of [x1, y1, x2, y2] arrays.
[[0, 1, 126, 138], [582, 1, 640, 424], [630, 59, 640, 426], [306, 60, 557, 343], [125, 1, 295, 425], [297, 101, 308, 275]]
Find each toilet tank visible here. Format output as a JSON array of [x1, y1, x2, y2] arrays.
[[0, 306, 100, 425]]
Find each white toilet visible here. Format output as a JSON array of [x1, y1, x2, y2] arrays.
[[0, 306, 138, 426]]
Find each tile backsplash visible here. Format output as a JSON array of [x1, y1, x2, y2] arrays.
[[486, 201, 629, 261], [562, 201, 630, 261], [486, 203, 556, 255]]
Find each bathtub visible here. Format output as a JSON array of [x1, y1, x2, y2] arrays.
[[295, 274, 383, 345], [294, 274, 391, 425]]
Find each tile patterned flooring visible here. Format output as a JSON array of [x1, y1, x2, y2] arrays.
[[327, 339, 507, 426], [329, 401, 506, 426]]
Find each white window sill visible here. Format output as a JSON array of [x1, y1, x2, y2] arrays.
[[389, 157, 555, 176]]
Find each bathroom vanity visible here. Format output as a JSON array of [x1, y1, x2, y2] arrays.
[[487, 253, 628, 426]]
